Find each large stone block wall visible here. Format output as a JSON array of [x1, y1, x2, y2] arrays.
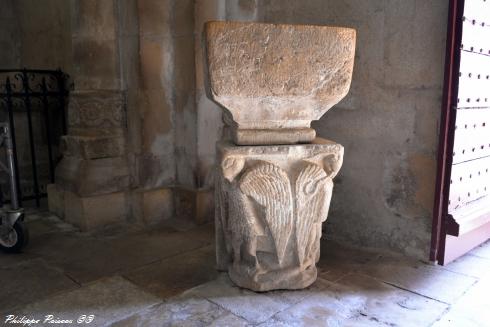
[[1, 0, 450, 259], [248, 0, 448, 259], [136, 0, 201, 222], [194, 0, 448, 259], [0, 0, 20, 69], [136, 0, 196, 189], [0, 0, 72, 71]]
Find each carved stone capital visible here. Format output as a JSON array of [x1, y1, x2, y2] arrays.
[[215, 138, 343, 291]]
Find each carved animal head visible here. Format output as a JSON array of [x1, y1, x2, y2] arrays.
[[323, 153, 343, 179], [222, 156, 245, 182]]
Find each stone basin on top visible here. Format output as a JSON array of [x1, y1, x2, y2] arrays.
[[204, 21, 356, 145]]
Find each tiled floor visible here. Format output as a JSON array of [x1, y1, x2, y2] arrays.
[[1, 210, 489, 326]]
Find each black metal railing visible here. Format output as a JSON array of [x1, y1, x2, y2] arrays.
[[0, 69, 69, 207]]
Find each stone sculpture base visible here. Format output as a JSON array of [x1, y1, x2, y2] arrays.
[[215, 138, 344, 291]]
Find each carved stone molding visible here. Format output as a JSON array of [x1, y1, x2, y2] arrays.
[[215, 138, 343, 291], [68, 90, 126, 132]]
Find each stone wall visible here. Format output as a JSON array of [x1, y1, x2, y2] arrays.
[[247, 0, 448, 259], [1, 0, 450, 259], [135, 0, 201, 223], [0, 0, 20, 68], [187, 0, 449, 258], [0, 0, 72, 71], [136, 0, 195, 190]]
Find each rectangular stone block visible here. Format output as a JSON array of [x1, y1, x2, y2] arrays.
[[47, 184, 65, 219], [64, 191, 128, 231], [62, 135, 125, 159], [71, 0, 117, 40], [72, 38, 120, 90], [174, 188, 214, 224], [132, 187, 174, 225], [55, 156, 130, 197]]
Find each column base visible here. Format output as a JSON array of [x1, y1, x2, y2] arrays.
[[47, 184, 128, 231]]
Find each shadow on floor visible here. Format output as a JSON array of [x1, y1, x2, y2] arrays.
[[1, 210, 489, 326]]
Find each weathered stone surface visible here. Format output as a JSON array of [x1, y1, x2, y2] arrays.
[[30, 221, 212, 284], [215, 138, 343, 291], [433, 277, 490, 327], [47, 184, 65, 219], [263, 274, 448, 327], [204, 21, 356, 145], [174, 188, 215, 224], [0, 259, 78, 314], [184, 274, 290, 324], [112, 296, 231, 327], [63, 190, 128, 231], [9, 276, 160, 326], [205, 21, 351, 291], [123, 245, 218, 299], [62, 135, 125, 159], [363, 254, 477, 304], [55, 156, 130, 197], [50, 89, 129, 229], [68, 91, 126, 132], [131, 187, 174, 225]]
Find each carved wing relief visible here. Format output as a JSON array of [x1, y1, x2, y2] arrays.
[[295, 163, 329, 265], [224, 155, 339, 269], [239, 162, 294, 266], [215, 172, 233, 270]]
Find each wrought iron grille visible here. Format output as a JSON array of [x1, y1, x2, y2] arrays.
[[0, 69, 69, 207]]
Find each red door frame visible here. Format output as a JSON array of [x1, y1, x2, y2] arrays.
[[430, 0, 465, 264]]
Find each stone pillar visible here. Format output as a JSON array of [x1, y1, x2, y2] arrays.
[[204, 21, 356, 291], [48, 0, 130, 230]]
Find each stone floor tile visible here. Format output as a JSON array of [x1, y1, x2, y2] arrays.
[[112, 296, 240, 327], [0, 251, 40, 268], [27, 215, 77, 236], [9, 276, 160, 327], [0, 214, 73, 268], [113, 297, 228, 327], [335, 274, 448, 327], [320, 239, 380, 264], [207, 312, 250, 326], [31, 224, 212, 284], [266, 277, 333, 306], [433, 277, 490, 327], [467, 239, 490, 260], [28, 233, 122, 283], [0, 258, 79, 314], [362, 254, 477, 303], [317, 239, 380, 282], [259, 282, 364, 327], [183, 274, 291, 324], [431, 310, 484, 327], [263, 274, 447, 327], [440, 253, 490, 279], [123, 245, 219, 299]]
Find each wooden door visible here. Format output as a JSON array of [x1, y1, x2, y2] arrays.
[[431, 0, 490, 264]]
